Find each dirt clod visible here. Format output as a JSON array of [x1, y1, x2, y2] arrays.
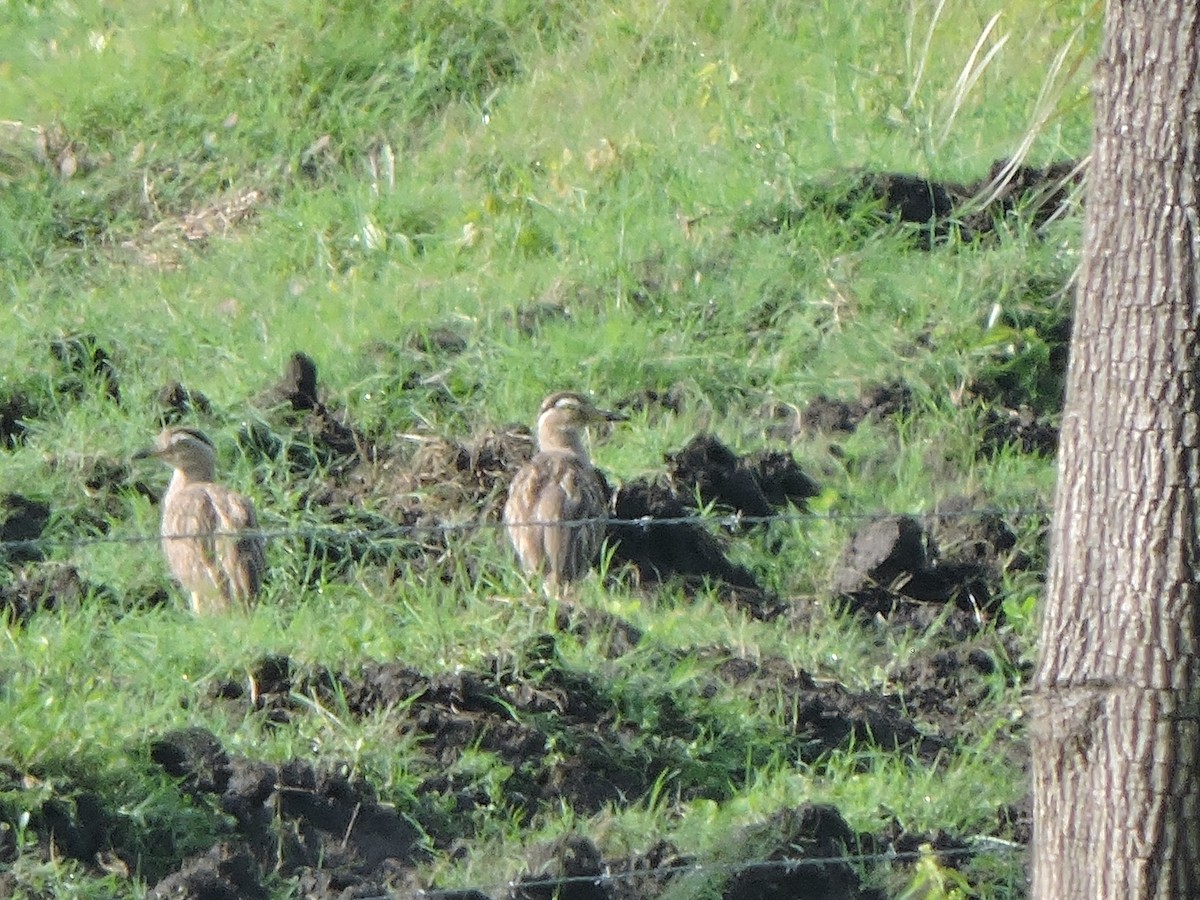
[[0, 493, 51, 564], [865, 818, 974, 875], [606, 841, 693, 900], [150, 727, 232, 796], [408, 326, 469, 355], [891, 644, 1017, 737], [615, 385, 687, 417], [608, 479, 777, 617], [996, 796, 1033, 846], [156, 381, 213, 424], [41, 792, 110, 865], [0, 390, 38, 448], [709, 651, 948, 760], [761, 157, 1083, 250], [50, 334, 121, 402], [148, 846, 268, 900], [666, 803, 871, 900], [512, 833, 607, 900], [800, 382, 914, 435], [508, 301, 572, 335], [726, 805, 865, 900], [791, 682, 948, 762], [978, 405, 1059, 457], [0, 563, 104, 624], [554, 602, 644, 658], [666, 434, 775, 519], [965, 157, 1083, 233], [260, 351, 320, 411], [831, 515, 928, 595], [602, 435, 816, 616], [0, 765, 116, 872], [247, 351, 373, 475], [927, 500, 1024, 572], [830, 514, 1009, 628], [749, 450, 821, 507], [149, 727, 425, 897]]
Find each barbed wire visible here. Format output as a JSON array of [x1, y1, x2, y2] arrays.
[[0, 504, 1052, 553], [375, 838, 1029, 900]]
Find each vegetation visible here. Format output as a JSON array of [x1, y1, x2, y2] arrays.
[[0, 1, 1095, 897]]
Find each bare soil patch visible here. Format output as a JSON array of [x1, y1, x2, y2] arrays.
[[147, 725, 423, 899], [157, 636, 991, 897], [665, 434, 821, 519], [796, 382, 915, 436], [155, 381, 214, 425], [977, 405, 1059, 457], [0, 390, 37, 449], [829, 506, 1024, 633], [607, 479, 782, 619], [0, 563, 111, 625], [706, 651, 949, 762], [244, 351, 374, 477], [751, 157, 1083, 249], [0, 493, 50, 565], [50, 334, 121, 403], [2, 743, 1011, 900]]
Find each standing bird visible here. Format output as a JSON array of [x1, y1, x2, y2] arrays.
[[504, 392, 625, 598], [134, 427, 265, 614]]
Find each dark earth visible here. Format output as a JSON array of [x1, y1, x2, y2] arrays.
[[750, 157, 1083, 251], [0, 343, 1036, 896], [0, 159, 1068, 897], [2, 629, 1026, 899]]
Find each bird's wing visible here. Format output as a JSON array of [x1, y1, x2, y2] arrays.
[[504, 453, 608, 586], [504, 461, 549, 575], [164, 486, 226, 596], [531, 457, 606, 584], [210, 486, 265, 602], [563, 463, 608, 579]]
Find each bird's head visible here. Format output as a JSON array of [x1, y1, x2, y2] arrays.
[[134, 427, 218, 480], [535, 392, 625, 456]]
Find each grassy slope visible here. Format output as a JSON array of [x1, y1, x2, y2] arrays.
[[1, 1, 1094, 897]]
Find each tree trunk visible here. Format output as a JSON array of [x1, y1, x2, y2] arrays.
[[1032, 2, 1200, 897]]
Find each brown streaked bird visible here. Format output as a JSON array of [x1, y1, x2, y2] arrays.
[[134, 427, 265, 615], [503, 392, 625, 598]]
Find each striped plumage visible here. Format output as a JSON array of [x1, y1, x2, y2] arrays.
[[135, 427, 265, 614], [503, 392, 624, 598]]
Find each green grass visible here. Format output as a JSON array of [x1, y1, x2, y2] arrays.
[[0, 0, 1093, 896]]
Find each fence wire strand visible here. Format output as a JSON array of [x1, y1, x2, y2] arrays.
[[375, 839, 1029, 900], [0, 505, 1050, 553]]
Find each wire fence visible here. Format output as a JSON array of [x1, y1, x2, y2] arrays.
[[0, 504, 1052, 553], [374, 839, 1029, 900]]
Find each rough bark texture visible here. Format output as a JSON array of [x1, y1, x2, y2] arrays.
[[1032, 2, 1200, 897]]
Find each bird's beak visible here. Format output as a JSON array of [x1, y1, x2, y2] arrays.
[[132, 447, 158, 461], [596, 408, 627, 423]]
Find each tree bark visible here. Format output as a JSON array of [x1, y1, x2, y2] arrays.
[[1032, 2, 1200, 897]]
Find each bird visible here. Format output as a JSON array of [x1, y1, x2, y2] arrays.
[[503, 392, 625, 598], [134, 427, 265, 614]]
